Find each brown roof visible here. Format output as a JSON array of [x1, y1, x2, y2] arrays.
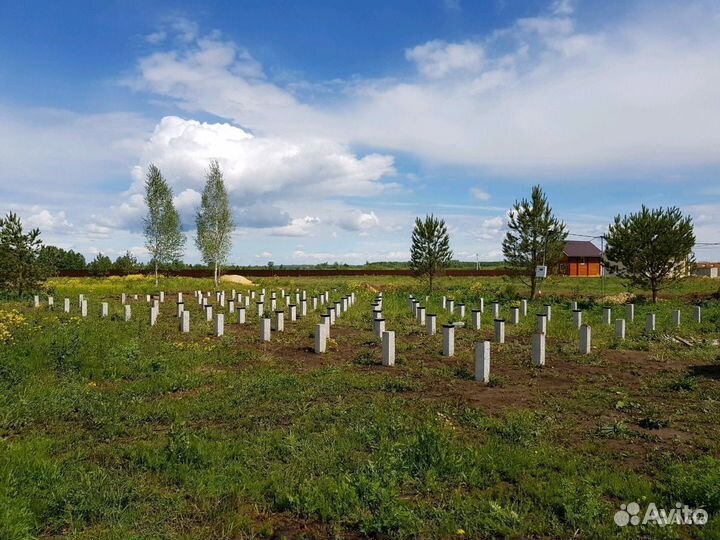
[[564, 240, 603, 258]]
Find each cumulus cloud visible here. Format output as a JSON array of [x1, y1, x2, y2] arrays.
[[335, 210, 380, 231], [7, 0, 720, 263], [270, 216, 321, 237], [173, 189, 202, 215], [23, 208, 74, 234], [128, 2, 720, 175], [474, 214, 508, 241], [131, 116, 395, 203]]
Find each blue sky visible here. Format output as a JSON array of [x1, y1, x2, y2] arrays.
[[1, 0, 719, 264]]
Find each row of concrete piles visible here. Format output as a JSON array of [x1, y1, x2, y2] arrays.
[[33, 292, 136, 321], [313, 292, 356, 352], [372, 295, 707, 384], [189, 288, 354, 339], [31, 292, 704, 363], [313, 292, 396, 364], [364, 292, 396, 366], [33, 288, 359, 340], [570, 302, 702, 339]]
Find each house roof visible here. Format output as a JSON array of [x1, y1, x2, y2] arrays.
[[564, 240, 603, 258]]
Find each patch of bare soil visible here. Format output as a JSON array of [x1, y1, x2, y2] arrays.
[[216, 315, 718, 472]]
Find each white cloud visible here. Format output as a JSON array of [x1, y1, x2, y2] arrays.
[[144, 16, 198, 45], [470, 188, 491, 201], [173, 189, 202, 214], [552, 0, 574, 16], [474, 214, 507, 241], [0, 106, 152, 190], [335, 210, 380, 231], [290, 248, 408, 264], [684, 204, 720, 260], [6, 1, 720, 265], [145, 31, 167, 44], [129, 38, 311, 132], [127, 3, 720, 175], [270, 216, 321, 237], [23, 208, 74, 234], [85, 223, 113, 239], [405, 40, 485, 79], [132, 116, 395, 202], [91, 194, 146, 233], [170, 18, 199, 43]]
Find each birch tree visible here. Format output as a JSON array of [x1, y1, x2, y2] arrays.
[[195, 160, 234, 287], [143, 164, 185, 286]]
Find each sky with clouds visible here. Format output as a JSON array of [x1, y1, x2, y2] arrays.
[[1, 0, 719, 264]]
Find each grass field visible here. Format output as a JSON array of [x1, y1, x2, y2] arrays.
[[1, 275, 720, 538]]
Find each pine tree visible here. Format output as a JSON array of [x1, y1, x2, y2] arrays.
[[605, 206, 695, 303], [113, 251, 139, 275], [0, 212, 47, 296], [88, 253, 113, 277], [502, 185, 568, 299], [38, 246, 86, 273], [143, 164, 185, 286], [195, 160, 234, 287], [409, 214, 452, 294]]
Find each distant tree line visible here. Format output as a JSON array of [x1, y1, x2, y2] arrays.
[[407, 185, 696, 302], [0, 172, 698, 302]]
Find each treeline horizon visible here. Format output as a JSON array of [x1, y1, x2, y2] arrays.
[[36, 245, 506, 276], [1, 175, 698, 305]]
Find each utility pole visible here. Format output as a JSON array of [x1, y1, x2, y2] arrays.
[[475, 253, 479, 271]]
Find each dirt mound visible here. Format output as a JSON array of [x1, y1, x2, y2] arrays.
[[360, 282, 379, 293], [107, 274, 147, 281], [221, 274, 255, 286], [598, 292, 634, 305], [123, 273, 147, 280]]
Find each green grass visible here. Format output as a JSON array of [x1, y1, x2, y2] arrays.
[[1, 275, 719, 538]]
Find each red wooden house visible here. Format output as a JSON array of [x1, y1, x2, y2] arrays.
[[560, 240, 603, 277]]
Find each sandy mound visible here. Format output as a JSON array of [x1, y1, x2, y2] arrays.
[[598, 292, 634, 305], [107, 274, 147, 281], [359, 282, 379, 293], [123, 273, 147, 280], [221, 274, 255, 286]]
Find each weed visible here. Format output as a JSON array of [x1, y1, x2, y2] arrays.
[[596, 421, 635, 440], [666, 373, 697, 392], [638, 416, 669, 429], [353, 351, 378, 365]]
